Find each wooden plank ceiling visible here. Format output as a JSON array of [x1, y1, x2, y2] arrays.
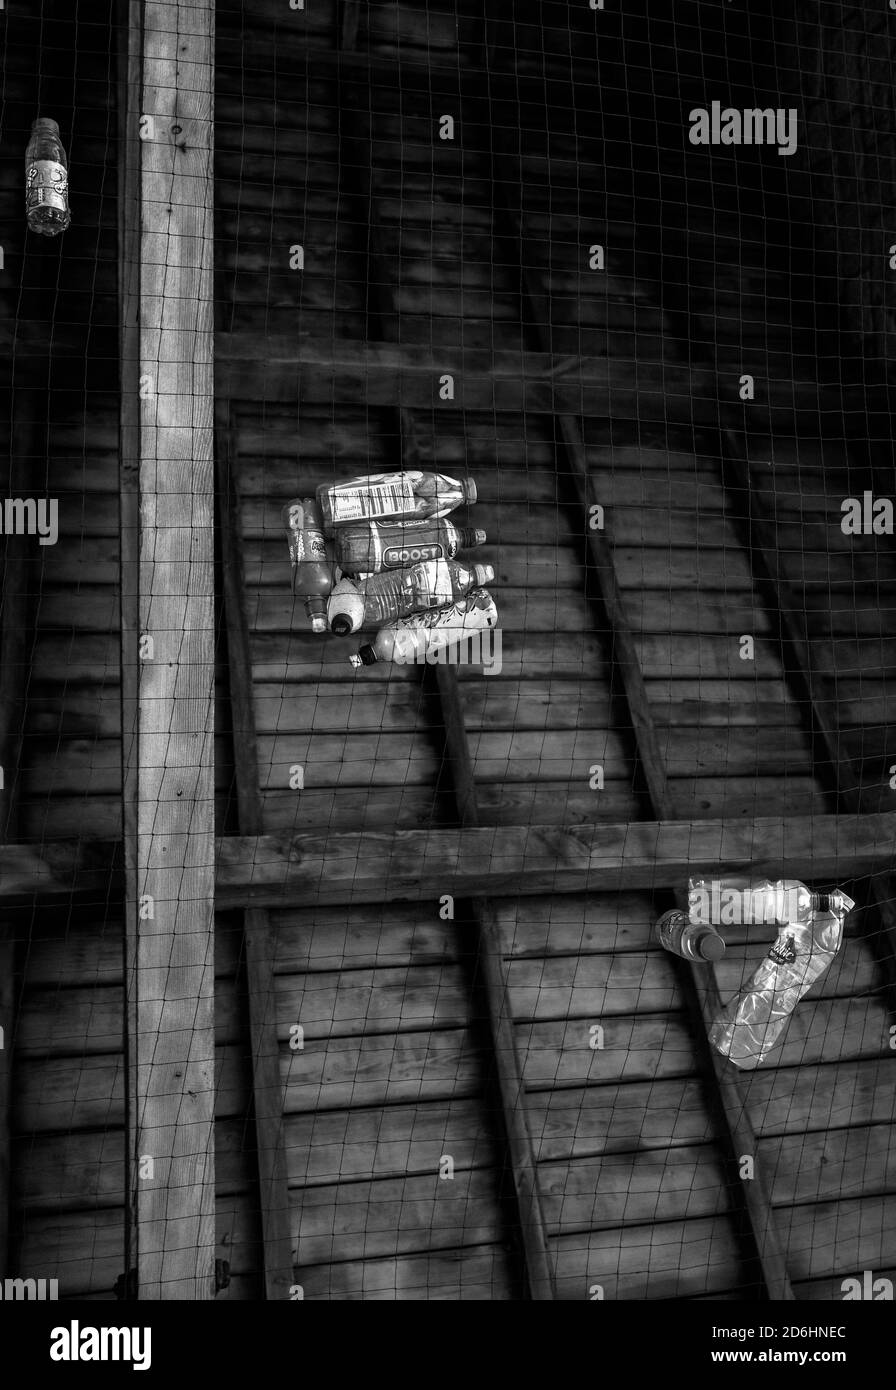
[[3, 0, 895, 1301], [210, 0, 896, 1300]]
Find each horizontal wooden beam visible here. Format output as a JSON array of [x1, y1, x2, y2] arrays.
[[218, 811, 896, 906], [3, 812, 893, 905], [216, 333, 867, 431], [0, 811, 889, 906]]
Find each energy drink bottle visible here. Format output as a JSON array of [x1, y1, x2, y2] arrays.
[[333, 517, 487, 576]]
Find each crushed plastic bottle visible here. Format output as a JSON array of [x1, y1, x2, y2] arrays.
[[687, 877, 851, 929], [709, 894, 854, 1069]]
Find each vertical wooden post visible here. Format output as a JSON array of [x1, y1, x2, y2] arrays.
[[119, 0, 216, 1299]]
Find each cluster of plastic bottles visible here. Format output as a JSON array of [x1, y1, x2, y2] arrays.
[[282, 470, 499, 667], [655, 878, 855, 1069]]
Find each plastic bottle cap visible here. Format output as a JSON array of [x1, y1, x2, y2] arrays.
[[349, 654, 362, 668], [472, 528, 487, 546], [310, 616, 327, 635], [474, 564, 495, 586], [356, 644, 377, 666], [463, 479, 477, 504], [696, 932, 726, 962], [330, 615, 354, 636], [32, 117, 61, 135]]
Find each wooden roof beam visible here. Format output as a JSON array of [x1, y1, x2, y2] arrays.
[[216, 411, 295, 1300], [0, 810, 891, 904], [213, 813, 896, 909], [216, 333, 875, 433], [119, 0, 216, 1301]]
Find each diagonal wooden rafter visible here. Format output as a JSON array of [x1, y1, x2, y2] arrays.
[[716, 428, 896, 996], [475, 7, 796, 1299], [216, 407, 295, 1299]]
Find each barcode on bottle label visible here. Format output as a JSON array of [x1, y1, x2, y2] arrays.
[[330, 478, 415, 522]]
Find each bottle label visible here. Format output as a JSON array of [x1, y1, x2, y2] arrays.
[[383, 541, 444, 566], [329, 477, 416, 522], [289, 531, 326, 563], [26, 160, 68, 211], [768, 934, 798, 965]]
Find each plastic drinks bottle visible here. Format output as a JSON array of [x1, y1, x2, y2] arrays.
[[656, 908, 725, 962], [334, 517, 487, 576], [349, 589, 497, 667], [687, 877, 851, 928], [709, 894, 854, 1069], [328, 559, 495, 635], [25, 117, 71, 235], [282, 499, 335, 634], [317, 471, 477, 533]]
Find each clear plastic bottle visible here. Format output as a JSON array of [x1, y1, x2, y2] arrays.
[[329, 558, 494, 636], [687, 877, 850, 928], [25, 117, 71, 236], [282, 498, 335, 633], [656, 908, 725, 962], [350, 588, 497, 667], [709, 895, 854, 1069], [317, 470, 477, 533], [334, 517, 487, 576]]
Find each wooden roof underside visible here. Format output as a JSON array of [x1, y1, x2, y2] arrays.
[[2, 0, 894, 1300]]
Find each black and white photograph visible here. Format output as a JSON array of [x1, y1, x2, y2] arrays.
[[0, 0, 893, 1367]]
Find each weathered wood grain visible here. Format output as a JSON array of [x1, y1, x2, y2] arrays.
[[120, 0, 216, 1301], [3, 812, 888, 903]]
